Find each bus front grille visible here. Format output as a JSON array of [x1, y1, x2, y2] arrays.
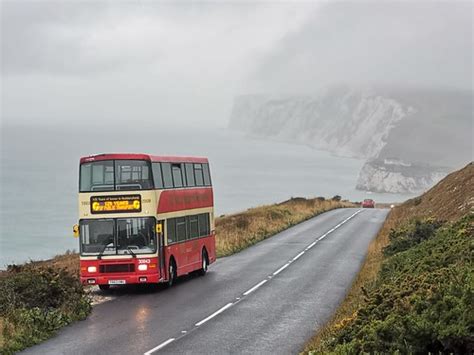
[[99, 264, 135, 273]]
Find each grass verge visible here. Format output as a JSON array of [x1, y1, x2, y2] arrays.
[[215, 197, 354, 257]]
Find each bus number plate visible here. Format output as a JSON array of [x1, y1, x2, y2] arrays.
[[108, 280, 126, 285]]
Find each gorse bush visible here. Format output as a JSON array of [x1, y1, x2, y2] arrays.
[[326, 216, 474, 354], [383, 218, 444, 256], [0, 265, 91, 354]]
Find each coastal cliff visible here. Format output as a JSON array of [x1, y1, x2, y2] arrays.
[[229, 88, 472, 193]]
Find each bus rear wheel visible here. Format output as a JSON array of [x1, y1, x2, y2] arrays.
[[198, 250, 208, 276], [99, 284, 110, 291], [167, 259, 176, 287]]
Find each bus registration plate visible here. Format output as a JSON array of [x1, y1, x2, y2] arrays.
[[108, 280, 126, 285]]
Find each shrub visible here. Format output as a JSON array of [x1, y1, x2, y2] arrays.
[[0, 265, 91, 354], [326, 215, 474, 354], [332, 195, 342, 202], [383, 218, 444, 256]]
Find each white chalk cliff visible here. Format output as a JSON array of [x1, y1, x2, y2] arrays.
[[229, 87, 472, 193]]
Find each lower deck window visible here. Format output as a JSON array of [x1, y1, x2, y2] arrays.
[[166, 213, 210, 245]]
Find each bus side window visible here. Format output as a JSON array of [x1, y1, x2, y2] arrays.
[[162, 163, 173, 188], [203, 164, 211, 186], [185, 163, 195, 187], [188, 215, 199, 239], [172, 164, 183, 188], [194, 164, 204, 186], [167, 218, 177, 244], [176, 217, 187, 242], [198, 213, 210, 236], [152, 163, 164, 189]]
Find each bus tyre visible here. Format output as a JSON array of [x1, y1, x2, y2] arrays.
[[99, 284, 110, 291], [199, 250, 208, 276], [167, 259, 176, 287]]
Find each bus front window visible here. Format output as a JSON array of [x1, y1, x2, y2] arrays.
[[79, 160, 153, 192], [80, 219, 115, 255], [116, 217, 156, 255]]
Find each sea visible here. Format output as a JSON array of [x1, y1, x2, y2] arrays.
[[0, 123, 414, 268]]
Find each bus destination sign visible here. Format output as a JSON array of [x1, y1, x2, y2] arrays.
[[90, 195, 141, 214]]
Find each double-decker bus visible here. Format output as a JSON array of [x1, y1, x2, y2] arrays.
[[73, 153, 216, 290]]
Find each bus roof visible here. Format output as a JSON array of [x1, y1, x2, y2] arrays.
[[80, 153, 209, 164]]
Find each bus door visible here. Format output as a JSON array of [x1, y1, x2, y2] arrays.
[[157, 220, 165, 277]]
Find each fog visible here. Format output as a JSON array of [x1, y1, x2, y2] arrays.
[[1, 1, 472, 127]]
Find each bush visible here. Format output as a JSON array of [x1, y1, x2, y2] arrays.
[[326, 215, 474, 354], [332, 195, 342, 202], [383, 218, 444, 256], [0, 265, 91, 354]]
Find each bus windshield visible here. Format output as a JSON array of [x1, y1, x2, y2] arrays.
[[80, 217, 156, 255], [80, 160, 153, 192]]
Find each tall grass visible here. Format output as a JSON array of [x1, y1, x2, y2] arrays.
[[215, 197, 354, 257]]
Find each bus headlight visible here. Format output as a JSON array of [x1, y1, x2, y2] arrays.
[[138, 264, 148, 271], [87, 266, 97, 273]]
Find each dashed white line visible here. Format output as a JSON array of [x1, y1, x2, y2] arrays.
[[144, 338, 176, 355], [195, 303, 233, 326], [273, 263, 290, 276], [292, 251, 305, 261], [243, 279, 268, 296], [306, 241, 317, 249]]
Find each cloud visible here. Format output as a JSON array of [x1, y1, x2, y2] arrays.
[[1, 1, 317, 125], [251, 1, 473, 93]]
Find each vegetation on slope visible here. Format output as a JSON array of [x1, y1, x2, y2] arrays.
[[305, 162, 473, 354], [0, 265, 91, 354]]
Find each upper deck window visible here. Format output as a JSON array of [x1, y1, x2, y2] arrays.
[[80, 160, 153, 192]]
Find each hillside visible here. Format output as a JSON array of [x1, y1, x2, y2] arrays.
[[229, 88, 472, 194], [306, 162, 474, 354]]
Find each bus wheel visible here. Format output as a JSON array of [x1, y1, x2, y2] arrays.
[[99, 284, 110, 291], [199, 250, 208, 276], [167, 259, 176, 287]]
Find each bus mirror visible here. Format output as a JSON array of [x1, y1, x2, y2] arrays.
[[156, 223, 162, 234], [73, 224, 79, 238]]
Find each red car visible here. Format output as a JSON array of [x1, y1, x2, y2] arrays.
[[362, 199, 375, 208]]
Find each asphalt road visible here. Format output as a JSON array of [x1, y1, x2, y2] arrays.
[[22, 208, 388, 355]]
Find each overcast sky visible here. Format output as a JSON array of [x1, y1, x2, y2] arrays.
[[1, 0, 472, 127]]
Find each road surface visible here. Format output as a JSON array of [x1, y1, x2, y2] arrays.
[[22, 208, 388, 355]]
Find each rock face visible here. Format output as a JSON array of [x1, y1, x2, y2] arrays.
[[229, 87, 472, 194], [356, 159, 450, 194], [230, 88, 415, 159]]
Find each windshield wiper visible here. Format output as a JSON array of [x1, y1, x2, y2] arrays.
[[97, 243, 112, 260], [126, 247, 137, 258]]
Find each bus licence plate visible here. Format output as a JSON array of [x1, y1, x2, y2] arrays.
[[108, 280, 126, 285]]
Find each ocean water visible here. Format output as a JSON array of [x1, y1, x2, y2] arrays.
[[0, 124, 412, 268]]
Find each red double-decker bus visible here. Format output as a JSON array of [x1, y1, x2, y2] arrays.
[[74, 153, 216, 290]]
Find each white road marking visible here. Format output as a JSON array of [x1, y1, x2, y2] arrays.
[[243, 279, 268, 296], [195, 303, 233, 326], [273, 263, 290, 276], [292, 251, 305, 261], [306, 241, 317, 249], [144, 338, 175, 355]]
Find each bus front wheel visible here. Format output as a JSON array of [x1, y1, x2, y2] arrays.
[[199, 249, 208, 276]]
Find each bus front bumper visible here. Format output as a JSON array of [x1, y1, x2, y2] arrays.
[[81, 273, 161, 286]]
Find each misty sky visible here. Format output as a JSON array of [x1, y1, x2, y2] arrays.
[[1, 0, 472, 126]]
